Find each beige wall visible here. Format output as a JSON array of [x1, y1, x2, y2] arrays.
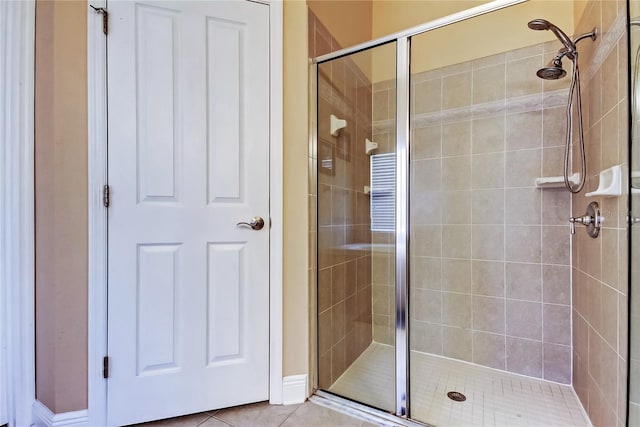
[[307, 0, 372, 49], [372, 0, 573, 39], [371, 0, 575, 82], [283, 0, 310, 378], [34, 0, 88, 413], [574, 0, 590, 24], [373, 0, 485, 37], [307, 1, 373, 79]]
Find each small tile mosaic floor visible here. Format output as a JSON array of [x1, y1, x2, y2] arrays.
[[330, 343, 591, 427]]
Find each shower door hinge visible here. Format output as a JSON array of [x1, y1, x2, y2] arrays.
[[103, 185, 110, 208], [90, 5, 109, 35], [103, 356, 109, 379]]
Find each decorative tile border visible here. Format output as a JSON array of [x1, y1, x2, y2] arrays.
[[372, 89, 569, 133]]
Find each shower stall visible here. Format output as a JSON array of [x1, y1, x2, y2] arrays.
[[311, 0, 605, 425]]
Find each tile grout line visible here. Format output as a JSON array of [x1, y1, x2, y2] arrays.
[[277, 404, 301, 427]]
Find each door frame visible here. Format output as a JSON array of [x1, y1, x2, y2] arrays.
[[0, 1, 37, 426], [86, 1, 284, 425]]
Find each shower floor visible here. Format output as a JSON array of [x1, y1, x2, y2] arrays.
[[329, 343, 590, 426]]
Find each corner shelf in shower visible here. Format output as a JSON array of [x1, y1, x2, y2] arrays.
[[535, 173, 580, 189], [585, 165, 623, 198]]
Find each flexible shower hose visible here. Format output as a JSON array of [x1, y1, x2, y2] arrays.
[[564, 52, 587, 193]]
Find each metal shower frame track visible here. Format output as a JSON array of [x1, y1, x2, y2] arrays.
[[312, 0, 527, 419]]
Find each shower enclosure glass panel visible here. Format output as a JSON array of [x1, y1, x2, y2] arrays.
[[628, 3, 640, 422], [408, 7, 573, 424], [314, 1, 583, 423], [316, 43, 397, 412]]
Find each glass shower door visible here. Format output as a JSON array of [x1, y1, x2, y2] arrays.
[[316, 42, 397, 412], [628, 3, 640, 423], [408, 2, 574, 424]]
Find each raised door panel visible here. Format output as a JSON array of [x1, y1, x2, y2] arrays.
[[107, 1, 270, 425], [207, 242, 245, 364], [136, 5, 182, 203], [136, 244, 181, 375], [207, 18, 243, 203]]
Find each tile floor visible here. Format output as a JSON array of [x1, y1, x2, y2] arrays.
[[330, 343, 591, 427], [133, 342, 593, 427], [132, 401, 376, 427]]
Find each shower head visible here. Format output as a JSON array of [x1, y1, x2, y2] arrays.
[[527, 19, 577, 54], [537, 66, 567, 80], [536, 56, 567, 80]]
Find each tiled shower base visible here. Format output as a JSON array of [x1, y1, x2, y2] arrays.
[[329, 343, 591, 426]]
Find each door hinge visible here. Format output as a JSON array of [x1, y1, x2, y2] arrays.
[[90, 5, 109, 35], [103, 185, 110, 208], [103, 356, 109, 379]]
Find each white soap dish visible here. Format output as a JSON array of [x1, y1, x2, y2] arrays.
[[330, 114, 347, 136], [585, 164, 622, 198], [365, 138, 378, 155]]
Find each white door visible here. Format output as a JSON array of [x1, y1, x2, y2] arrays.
[[106, 1, 270, 425]]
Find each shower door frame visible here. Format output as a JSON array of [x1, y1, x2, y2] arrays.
[[312, 0, 527, 419]]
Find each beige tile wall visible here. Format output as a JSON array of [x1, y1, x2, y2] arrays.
[[310, 11, 374, 390], [370, 77, 397, 347], [372, 40, 576, 383], [572, 1, 629, 426]]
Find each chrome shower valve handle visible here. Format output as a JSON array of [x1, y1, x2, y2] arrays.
[[569, 202, 603, 238], [569, 215, 592, 234]]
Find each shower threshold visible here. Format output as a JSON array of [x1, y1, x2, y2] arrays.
[[324, 342, 591, 426], [311, 392, 430, 427]]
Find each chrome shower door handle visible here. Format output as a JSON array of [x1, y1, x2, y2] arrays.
[[236, 216, 265, 230]]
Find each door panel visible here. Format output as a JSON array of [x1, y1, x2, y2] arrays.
[[107, 2, 270, 425], [136, 244, 180, 375], [135, 4, 181, 203], [206, 242, 244, 362], [207, 17, 243, 202]]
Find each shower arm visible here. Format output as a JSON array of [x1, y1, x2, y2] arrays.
[[572, 28, 598, 44], [554, 28, 597, 62]]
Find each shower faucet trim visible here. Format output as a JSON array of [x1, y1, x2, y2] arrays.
[[569, 202, 603, 238]]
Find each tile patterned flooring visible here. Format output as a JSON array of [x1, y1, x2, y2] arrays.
[[133, 401, 376, 427], [330, 343, 591, 427], [134, 342, 592, 427]]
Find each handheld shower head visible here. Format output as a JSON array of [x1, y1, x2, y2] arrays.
[[527, 18, 552, 30], [527, 18, 577, 54]]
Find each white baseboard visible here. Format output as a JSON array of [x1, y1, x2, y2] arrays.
[[281, 375, 308, 405], [32, 401, 88, 427]]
